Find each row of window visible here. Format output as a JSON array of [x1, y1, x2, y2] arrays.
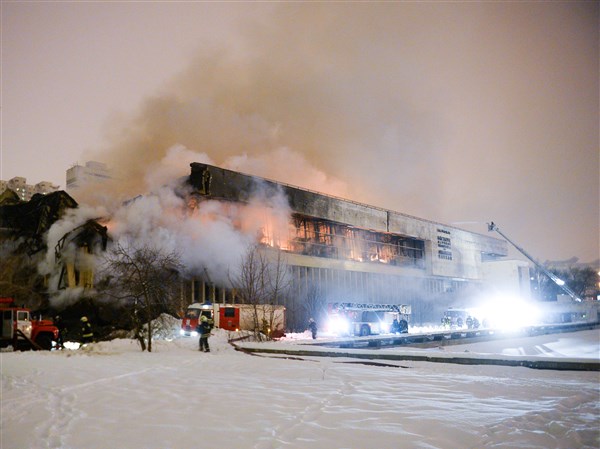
[[263, 215, 426, 267]]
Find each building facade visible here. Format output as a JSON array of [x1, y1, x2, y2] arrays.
[[186, 163, 514, 327], [0, 177, 59, 202], [66, 161, 112, 190]]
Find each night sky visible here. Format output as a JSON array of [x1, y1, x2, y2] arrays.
[[2, 2, 598, 263]]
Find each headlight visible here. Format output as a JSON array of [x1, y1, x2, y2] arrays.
[[191, 331, 198, 337], [179, 329, 185, 336], [328, 316, 350, 335]]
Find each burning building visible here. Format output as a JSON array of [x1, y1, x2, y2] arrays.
[[185, 163, 514, 326], [0, 189, 109, 309]]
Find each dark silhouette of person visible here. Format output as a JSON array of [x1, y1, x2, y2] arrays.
[[308, 318, 317, 339]]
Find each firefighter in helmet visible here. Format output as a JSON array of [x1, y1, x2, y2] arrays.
[[80, 316, 94, 344], [198, 315, 212, 352]]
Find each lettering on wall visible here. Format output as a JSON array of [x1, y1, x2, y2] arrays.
[[437, 228, 453, 261]]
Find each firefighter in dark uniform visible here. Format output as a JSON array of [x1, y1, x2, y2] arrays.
[[198, 315, 212, 352], [54, 315, 66, 349], [308, 318, 317, 340], [80, 316, 94, 344]]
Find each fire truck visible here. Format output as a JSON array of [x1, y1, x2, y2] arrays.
[[441, 307, 481, 329], [327, 302, 411, 336], [0, 298, 59, 350], [180, 302, 286, 339]]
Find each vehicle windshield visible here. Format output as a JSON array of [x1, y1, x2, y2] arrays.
[[185, 309, 200, 319]]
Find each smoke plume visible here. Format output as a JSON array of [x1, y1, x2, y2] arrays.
[[82, 2, 597, 263]]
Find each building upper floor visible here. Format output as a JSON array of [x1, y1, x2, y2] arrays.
[[66, 161, 113, 190], [187, 163, 509, 282]]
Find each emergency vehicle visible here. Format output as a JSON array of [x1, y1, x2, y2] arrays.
[[327, 302, 411, 336], [441, 308, 481, 329], [180, 302, 286, 339], [0, 297, 59, 350]]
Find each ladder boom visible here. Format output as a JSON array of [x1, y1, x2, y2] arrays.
[[487, 222, 581, 302]]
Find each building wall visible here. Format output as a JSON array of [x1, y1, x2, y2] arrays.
[[187, 163, 512, 327], [190, 163, 508, 278], [482, 259, 532, 298], [0, 177, 59, 201], [66, 161, 112, 190]]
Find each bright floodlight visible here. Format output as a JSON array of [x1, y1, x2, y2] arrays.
[[477, 294, 542, 331], [328, 315, 350, 335]]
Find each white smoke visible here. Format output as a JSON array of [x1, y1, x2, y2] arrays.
[[43, 148, 303, 309], [39, 204, 108, 291], [142, 145, 215, 192]]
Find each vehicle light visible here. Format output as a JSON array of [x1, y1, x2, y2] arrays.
[[179, 329, 185, 336], [191, 331, 198, 337], [328, 316, 350, 335]]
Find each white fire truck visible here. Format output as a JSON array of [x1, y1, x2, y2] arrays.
[[327, 302, 411, 336], [0, 297, 59, 350], [180, 302, 286, 339], [441, 307, 482, 329]]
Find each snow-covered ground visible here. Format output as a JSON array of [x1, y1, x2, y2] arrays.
[[2, 328, 599, 449]]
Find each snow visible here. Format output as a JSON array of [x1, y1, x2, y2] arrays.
[[2, 328, 599, 449]]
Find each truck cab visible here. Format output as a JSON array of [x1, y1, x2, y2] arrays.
[[1, 298, 58, 350]]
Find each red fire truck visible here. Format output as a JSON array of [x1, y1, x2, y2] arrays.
[[180, 302, 286, 339], [0, 298, 59, 350]]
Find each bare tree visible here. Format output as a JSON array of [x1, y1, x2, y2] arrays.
[[0, 246, 46, 309], [230, 244, 290, 340], [100, 242, 183, 351], [302, 284, 326, 332], [532, 266, 599, 301], [264, 248, 291, 335]]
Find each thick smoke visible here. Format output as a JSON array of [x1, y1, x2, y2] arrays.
[[41, 2, 597, 312], [80, 2, 597, 263], [43, 147, 297, 308], [39, 203, 108, 308]]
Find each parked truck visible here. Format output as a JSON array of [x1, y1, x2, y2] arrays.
[[0, 298, 59, 350], [327, 302, 411, 336], [180, 302, 286, 339]]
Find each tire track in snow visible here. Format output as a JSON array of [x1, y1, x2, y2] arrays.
[[253, 361, 358, 448], [33, 387, 80, 449], [476, 392, 600, 449], [3, 358, 197, 449]]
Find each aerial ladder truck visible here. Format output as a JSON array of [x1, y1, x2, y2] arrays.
[[487, 222, 582, 302]]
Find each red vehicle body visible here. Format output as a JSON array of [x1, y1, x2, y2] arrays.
[[181, 303, 286, 339], [0, 298, 59, 350]]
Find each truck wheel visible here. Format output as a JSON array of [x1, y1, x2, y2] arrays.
[[360, 325, 370, 337], [35, 334, 53, 350]]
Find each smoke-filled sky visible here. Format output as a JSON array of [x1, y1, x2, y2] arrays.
[[2, 2, 598, 264]]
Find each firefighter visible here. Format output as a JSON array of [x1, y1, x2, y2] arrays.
[[54, 315, 66, 349], [392, 318, 400, 334], [442, 315, 451, 328], [198, 315, 211, 352], [308, 318, 317, 339], [80, 316, 94, 344]]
